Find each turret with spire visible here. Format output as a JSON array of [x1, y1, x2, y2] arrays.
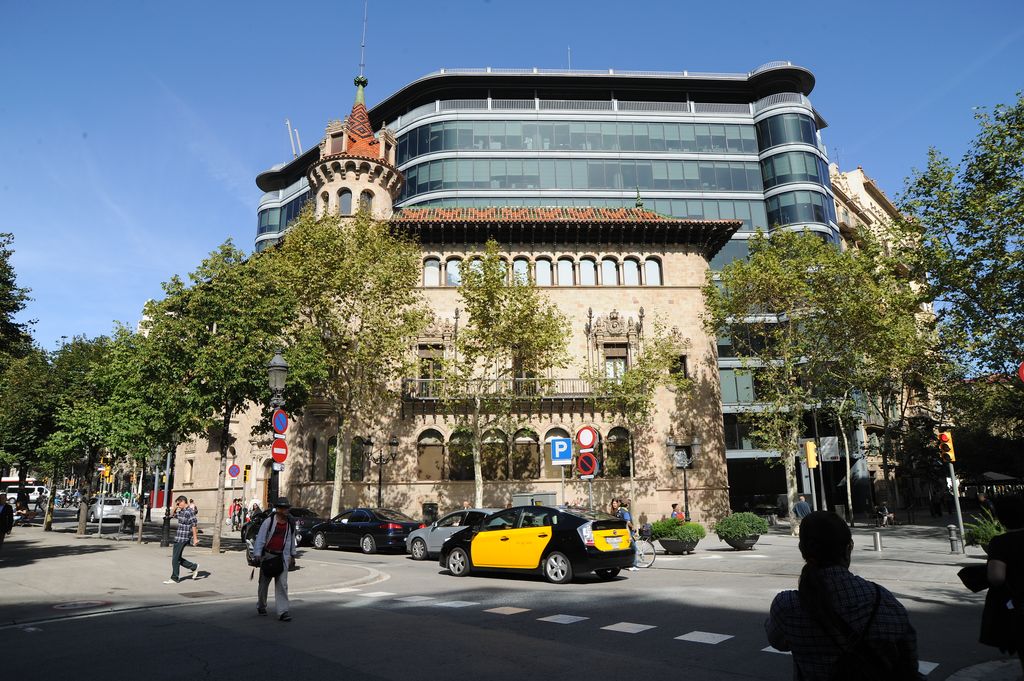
[[306, 76, 403, 220]]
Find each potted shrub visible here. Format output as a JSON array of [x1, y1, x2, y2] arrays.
[[712, 512, 770, 550], [651, 518, 706, 554], [965, 508, 1005, 553]]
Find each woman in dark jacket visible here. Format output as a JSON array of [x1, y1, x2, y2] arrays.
[[980, 496, 1024, 675]]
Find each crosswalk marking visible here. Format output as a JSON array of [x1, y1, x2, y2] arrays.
[[358, 591, 396, 598], [435, 600, 479, 608], [486, 606, 529, 615], [762, 646, 791, 655], [675, 631, 733, 645], [539, 614, 589, 624], [326, 587, 361, 593], [919, 661, 939, 675], [602, 622, 656, 634], [394, 596, 435, 602]]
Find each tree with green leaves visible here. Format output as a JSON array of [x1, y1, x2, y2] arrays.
[[0, 346, 55, 502], [143, 241, 296, 553], [439, 240, 569, 507], [274, 208, 428, 516], [0, 233, 32, 364], [899, 92, 1024, 439]]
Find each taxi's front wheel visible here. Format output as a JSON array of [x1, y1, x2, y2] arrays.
[[447, 548, 471, 577], [543, 551, 573, 584]]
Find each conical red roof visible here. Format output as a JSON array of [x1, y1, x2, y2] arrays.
[[345, 75, 379, 158]]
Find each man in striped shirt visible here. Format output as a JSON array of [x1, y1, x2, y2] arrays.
[[164, 495, 200, 584]]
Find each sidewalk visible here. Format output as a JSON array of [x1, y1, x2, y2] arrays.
[[0, 522, 379, 627]]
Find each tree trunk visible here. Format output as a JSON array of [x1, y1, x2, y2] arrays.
[[330, 412, 348, 516], [837, 416, 854, 526], [784, 440, 799, 536], [210, 405, 233, 554], [472, 398, 483, 508], [43, 462, 56, 531], [77, 448, 98, 536]]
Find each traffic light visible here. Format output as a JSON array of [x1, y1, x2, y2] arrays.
[[804, 440, 818, 469], [938, 431, 956, 463], [243, 464, 251, 482]]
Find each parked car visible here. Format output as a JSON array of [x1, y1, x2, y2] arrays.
[[240, 507, 326, 548], [438, 505, 635, 584], [310, 508, 425, 554], [406, 508, 501, 560], [87, 497, 126, 522]]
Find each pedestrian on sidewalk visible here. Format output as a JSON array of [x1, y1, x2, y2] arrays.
[[0, 494, 13, 552], [980, 496, 1024, 676], [792, 495, 812, 535], [670, 503, 684, 520], [978, 492, 997, 516], [765, 511, 922, 680], [164, 495, 200, 584], [252, 497, 296, 622]]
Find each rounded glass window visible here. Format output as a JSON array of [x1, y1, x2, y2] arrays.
[[513, 258, 529, 283], [535, 258, 552, 286], [755, 113, 817, 151], [601, 258, 618, 286], [557, 258, 574, 286], [760, 151, 827, 189], [446, 259, 462, 286], [423, 258, 440, 287], [765, 190, 834, 227], [622, 259, 640, 285], [338, 189, 353, 215], [644, 259, 662, 286], [579, 258, 597, 286]]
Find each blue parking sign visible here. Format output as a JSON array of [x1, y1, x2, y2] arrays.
[[550, 437, 572, 466]]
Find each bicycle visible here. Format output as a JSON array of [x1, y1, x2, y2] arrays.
[[633, 527, 656, 568]]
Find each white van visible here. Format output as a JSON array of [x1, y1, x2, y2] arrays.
[[5, 485, 49, 503]]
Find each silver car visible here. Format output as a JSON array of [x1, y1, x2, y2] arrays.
[[406, 508, 500, 560], [87, 497, 126, 522]]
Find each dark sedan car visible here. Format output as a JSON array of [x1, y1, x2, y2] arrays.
[[438, 505, 634, 584], [310, 508, 424, 554], [240, 507, 326, 548]]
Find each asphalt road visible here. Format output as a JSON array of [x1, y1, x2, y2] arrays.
[[0, 513, 1002, 680]]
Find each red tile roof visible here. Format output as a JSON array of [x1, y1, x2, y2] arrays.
[[345, 77, 379, 158], [393, 206, 732, 224]]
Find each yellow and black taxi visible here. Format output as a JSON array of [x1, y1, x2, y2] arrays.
[[438, 505, 634, 584]]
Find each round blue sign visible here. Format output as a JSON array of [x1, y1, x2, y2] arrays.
[[228, 464, 241, 478], [272, 408, 289, 434]]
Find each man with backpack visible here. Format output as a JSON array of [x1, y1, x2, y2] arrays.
[[765, 511, 922, 680], [252, 497, 296, 622]]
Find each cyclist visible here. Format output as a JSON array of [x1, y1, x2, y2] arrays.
[[618, 499, 640, 571]]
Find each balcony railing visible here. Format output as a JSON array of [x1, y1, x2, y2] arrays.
[[402, 377, 601, 400]]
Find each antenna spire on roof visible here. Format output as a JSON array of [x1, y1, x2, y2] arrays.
[[358, 0, 368, 78]]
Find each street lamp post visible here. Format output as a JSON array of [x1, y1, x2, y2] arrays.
[[365, 435, 400, 508], [160, 434, 178, 548], [669, 436, 701, 522], [267, 351, 289, 501]]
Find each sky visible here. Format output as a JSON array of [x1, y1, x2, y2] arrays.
[[1, 0, 1022, 350]]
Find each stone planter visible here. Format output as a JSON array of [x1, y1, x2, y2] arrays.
[[659, 538, 699, 555], [722, 535, 760, 551]]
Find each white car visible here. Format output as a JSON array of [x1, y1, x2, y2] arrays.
[[5, 485, 49, 503], [87, 497, 129, 522]]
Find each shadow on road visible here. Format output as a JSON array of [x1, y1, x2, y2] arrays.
[[0, 535, 117, 567]]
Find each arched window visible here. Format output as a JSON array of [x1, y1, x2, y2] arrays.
[[512, 258, 530, 283], [446, 258, 462, 286], [417, 429, 445, 481], [338, 189, 353, 215], [603, 427, 631, 478], [579, 258, 597, 286], [481, 429, 508, 480], [359, 190, 373, 212], [511, 429, 540, 479], [623, 258, 640, 286], [543, 428, 571, 480], [645, 258, 663, 286], [423, 258, 440, 287], [468, 257, 484, 275], [557, 258, 574, 286], [601, 258, 618, 286], [350, 436, 365, 482], [326, 437, 338, 481], [535, 258, 552, 286], [308, 437, 318, 481], [448, 431, 474, 481]]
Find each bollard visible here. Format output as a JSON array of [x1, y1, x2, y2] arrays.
[[947, 524, 963, 554], [873, 532, 882, 552]]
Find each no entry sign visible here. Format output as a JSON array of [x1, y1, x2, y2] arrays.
[[577, 451, 598, 476], [271, 438, 289, 464], [272, 409, 289, 434]]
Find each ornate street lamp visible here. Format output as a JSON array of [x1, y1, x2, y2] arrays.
[[669, 435, 701, 522], [267, 351, 289, 500], [365, 435, 400, 507]]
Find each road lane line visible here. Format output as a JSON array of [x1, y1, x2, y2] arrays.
[[602, 622, 656, 634], [485, 607, 529, 615], [538, 614, 589, 624], [675, 631, 733, 644]]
